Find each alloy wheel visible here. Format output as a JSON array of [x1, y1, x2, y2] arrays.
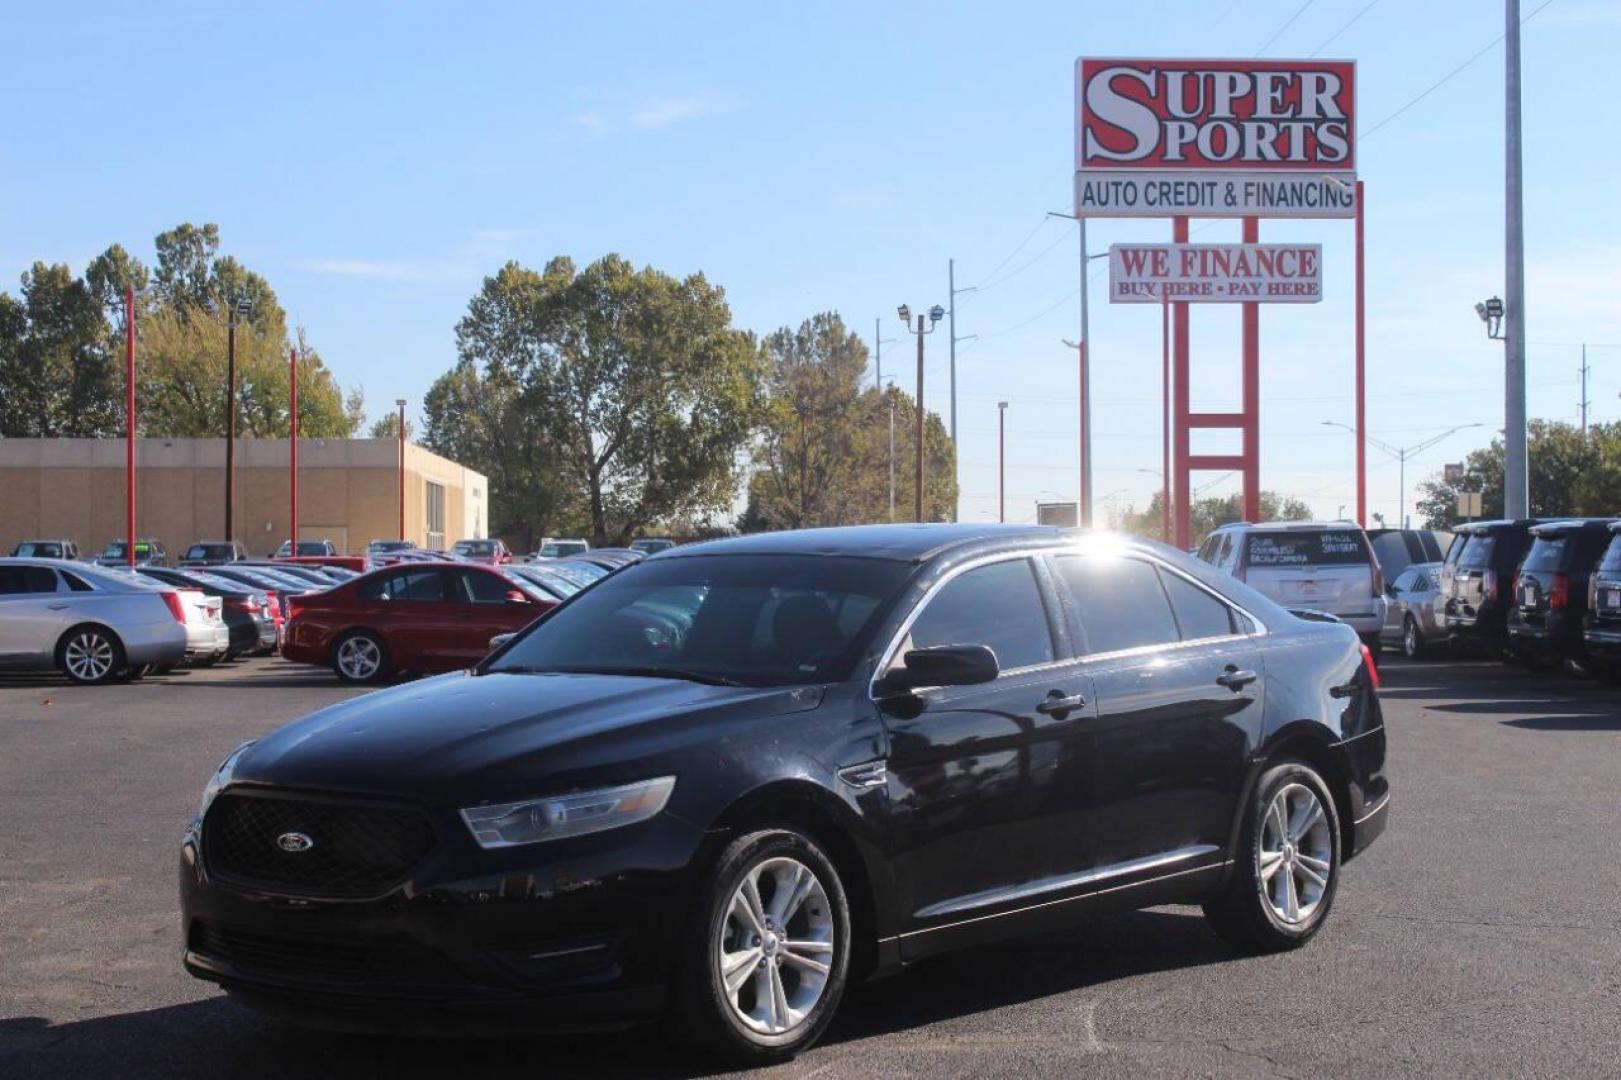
[[1404, 618, 1420, 659], [336, 635, 381, 680], [719, 856, 836, 1037], [64, 631, 115, 683], [1259, 783, 1334, 925]]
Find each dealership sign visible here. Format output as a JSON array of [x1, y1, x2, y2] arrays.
[[1108, 243, 1323, 303], [1075, 58, 1356, 218]]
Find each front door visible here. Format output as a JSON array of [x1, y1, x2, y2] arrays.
[[447, 568, 543, 663], [877, 556, 1096, 956], [1051, 553, 1264, 900]]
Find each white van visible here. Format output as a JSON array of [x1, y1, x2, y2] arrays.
[[1198, 521, 1387, 647]]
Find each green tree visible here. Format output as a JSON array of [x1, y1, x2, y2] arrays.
[[1112, 489, 1311, 546], [0, 262, 122, 437], [1414, 420, 1604, 527], [369, 412, 414, 439], [449, 255, 765, 546]]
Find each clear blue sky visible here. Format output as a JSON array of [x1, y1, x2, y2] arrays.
[[4, 0, 1617, 527]]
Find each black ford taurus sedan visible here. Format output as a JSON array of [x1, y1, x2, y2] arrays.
[[180, 524, 1388, 1063]]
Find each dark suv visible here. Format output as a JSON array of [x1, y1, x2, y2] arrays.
[[1505, 519, 1615, 671], [1443, 519, 1540, 653], [1582, 522, 1621, 681]]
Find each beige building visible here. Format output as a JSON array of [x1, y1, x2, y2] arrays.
[[0, 438, 487, 557]]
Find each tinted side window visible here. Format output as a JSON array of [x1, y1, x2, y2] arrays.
[[1058, 556, 1180, 654], [0, 567, 60, 594], [905, 559, 1054, 671], [1160, 570, 1237, 640], [62, 571, 93, 592], [1392, 568, 1418, 592], [459, 569, 511, 604]]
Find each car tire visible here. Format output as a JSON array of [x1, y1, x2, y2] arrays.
[[331, 630, 391, 684], [56, 625, 126, 686], [1402, 616, 1426, 660], [1202, 760, 1342, 953], [674, 827, 851, 1066]]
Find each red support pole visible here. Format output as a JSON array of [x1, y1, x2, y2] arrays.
[[1241, 216, 1261, 523], [1161, 290, 1171, 543], [125, 285, 136, 567], [398, 401, 407, 540], [1172, 216, 1191, 550], [1354, 181, 1367, 526], [290, 347, 299, 554]]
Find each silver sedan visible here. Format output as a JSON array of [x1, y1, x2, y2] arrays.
[[0, 559, 187, 684], [1379, 560, 1445, 659]]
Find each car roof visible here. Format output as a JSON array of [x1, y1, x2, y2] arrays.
[[664, 523, 1071, 563], [1529, 518, 1616, 536], [1454, 518, 1543, 534]]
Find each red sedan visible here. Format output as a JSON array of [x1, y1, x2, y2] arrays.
[[282, 562, 553, 683]]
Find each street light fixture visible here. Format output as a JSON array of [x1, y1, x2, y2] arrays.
[[1323, 420, 1484, 528], [1475, 296, 1505, 340], [224, 295, 255, 542], [896, 301, 943, 522], [396, 399, 408, 541]]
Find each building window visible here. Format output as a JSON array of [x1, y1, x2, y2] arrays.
[[425, 480, 446, 549]]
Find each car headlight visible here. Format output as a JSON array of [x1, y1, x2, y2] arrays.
[[459, 776, 676, 850], [198, 740, 255, 818]]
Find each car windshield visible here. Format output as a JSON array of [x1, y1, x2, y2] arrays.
[[541, 541, 588, 557], [487, 554, 912, 687], [1521, 535, 1568, 572], [1458, 534, 1497, 566], [369, 541, 414, 553], [101, 542, 150, 559], [1244, 530, 1369, 567], [13, 542, 64, 557], [455, 540, 496, 556], [185, 544, 234, 561]]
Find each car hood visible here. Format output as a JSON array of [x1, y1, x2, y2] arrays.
[[233, 670, 821, 803]]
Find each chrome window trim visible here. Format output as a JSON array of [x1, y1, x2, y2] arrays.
[[867, 549, 1067, 699], [1051, 550, 1269, 665]]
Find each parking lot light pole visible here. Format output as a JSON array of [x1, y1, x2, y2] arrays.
[[896, 304, 943, 522], [396, 399, 407, 541], [998, 401, 1008, 523], [224, 297, 252, 542]]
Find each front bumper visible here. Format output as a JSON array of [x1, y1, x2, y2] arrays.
[[178, 801, 709, 1028]]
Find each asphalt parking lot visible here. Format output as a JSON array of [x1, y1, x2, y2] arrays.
[[2, 655, 1618, 1078]]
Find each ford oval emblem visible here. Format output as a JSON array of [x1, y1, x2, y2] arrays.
[[275, 831, 315, 853]]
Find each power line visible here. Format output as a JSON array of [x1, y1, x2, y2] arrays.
[[1255, 0, 1316, 56], [973, 229, 1072, 293], [1361, 0, 1558, 143], [1309, 0, 1381, 57], [966, 216, 1054, 294]]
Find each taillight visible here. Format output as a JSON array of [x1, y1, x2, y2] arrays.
[[287, 596, 304, 620], [225, 597, 262, 614], [1485, 570, 1500, 603], [1359, 642, 1381, 690], [1370, 563, 1384, 599], [1549, 573, 1569, 610], [160, 591, 186, 624]]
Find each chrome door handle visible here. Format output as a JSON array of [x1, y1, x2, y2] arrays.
[[1035, 691, 1087, 715], [1216, 667, 1258, 691], [47, 602, 71, 610]]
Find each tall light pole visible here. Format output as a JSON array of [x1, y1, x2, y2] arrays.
[[1324, 421, 1484, 527], [948, 259, 976, 520], [997, 401, 1008, 523], [289, 346, 299, 555], [396, 399, 407, 541], [224, 296, 253, 542], [1051, 211, 1109, 529], [1504, 0, 1528, 519], [896, 304, 944, 522], [125, 286, 136, 566]]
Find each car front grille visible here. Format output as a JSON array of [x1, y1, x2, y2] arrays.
[[202, 792, 435, 898]]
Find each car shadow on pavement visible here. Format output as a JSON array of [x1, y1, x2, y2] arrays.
[[0, 910, 1233, 1079]]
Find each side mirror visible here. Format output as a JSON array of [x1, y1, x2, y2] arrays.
[[488, 632, 515, 653], [880, 645, 999, 694], [505, 589, 530, 604], [1385, 583, 1399, 597]]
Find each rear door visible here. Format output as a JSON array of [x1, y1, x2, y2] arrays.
[[1052, 553, 1264, 898], [1592, 535, 1621, 625], [0, 566, 72, 665]]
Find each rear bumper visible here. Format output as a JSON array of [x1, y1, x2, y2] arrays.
[[1581, 622, 1621, 660], [122, 622, 189, 667], [1507, 610, 1584, 659], [183, 624, 232, 661]]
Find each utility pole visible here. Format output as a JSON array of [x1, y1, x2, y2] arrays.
[[1077, 216, 1093, 528], [873, 318, 896, 391], [225, 308, 236, 542], [1580, 344, 1590, 437], [397, 399, 408, 541], [125, 286, 136, 567], [887, 385, 896, 522], [998, 401, 1008, 523], [1503, 0, 1529, 519], [948, 260, 976, 523], [289, 346, 299, 554]]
